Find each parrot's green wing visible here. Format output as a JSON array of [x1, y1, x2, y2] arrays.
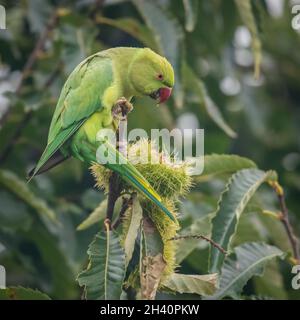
[[96, 140, 176, 222], [29, 54, 113, 179], [30, 51, 175, 222]]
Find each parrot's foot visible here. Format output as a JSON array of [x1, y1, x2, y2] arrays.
[[112, 97, 133, 120]]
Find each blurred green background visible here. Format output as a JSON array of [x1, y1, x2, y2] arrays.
[[0, 0, 300, 299]]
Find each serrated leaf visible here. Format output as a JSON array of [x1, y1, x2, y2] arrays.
[[208, 242, 285, 300], [132, 0, 184, 108], [122, 196, 143, 266], [0, 287, 51, 300], [183, 0, 198, 32], [77, 199, 107, 231], [0, 170, 57, 223], [183, 64, 237, 137], [235, 0, 262, 78], [162, 273, 218, 296], [209, 169, 277, 273], [77, 230, 126, 300], [188, 154, 256, 180]]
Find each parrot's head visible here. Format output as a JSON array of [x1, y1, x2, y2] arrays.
[[129, 48, 174, 104]]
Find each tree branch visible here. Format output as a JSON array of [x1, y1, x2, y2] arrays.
[[105, 98, 132, 227], [169, 234, 227, 255], [269, 180, 300, 264]]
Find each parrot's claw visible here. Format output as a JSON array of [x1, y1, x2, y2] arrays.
[[112, 97, 133, 120]]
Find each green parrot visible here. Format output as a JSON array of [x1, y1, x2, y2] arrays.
[[29, 47, 175, 221]]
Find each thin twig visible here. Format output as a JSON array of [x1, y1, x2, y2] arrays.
[[269, 181, 300, 263], [169, 234, 227, 255]]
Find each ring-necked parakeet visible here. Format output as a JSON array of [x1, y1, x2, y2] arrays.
[[29, 47, 175, 221]]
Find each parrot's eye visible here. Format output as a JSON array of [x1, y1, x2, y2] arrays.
[[157, 74, 164, 81]]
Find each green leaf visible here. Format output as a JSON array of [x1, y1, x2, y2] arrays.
[[0, 287, 51, 300], [182, 0, 198, 32], [132, 0, 185, 108], [0, 170, 57, 223], [188, 154, 257, 180], [162, 273, 217, 296], [77, 230, 126, 300], [121, 196, 143, 266], [77, 199, 107, 231], [208, 242, 285, 300], [183, 64, 237, 138], [209, 169, 277, 273], [235, 0, 262, 78], [96, 16, 158, 50]]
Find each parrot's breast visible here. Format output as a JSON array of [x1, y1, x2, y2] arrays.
[[78, 109, 115, 146]]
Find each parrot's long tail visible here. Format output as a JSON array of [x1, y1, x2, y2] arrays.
[[96, 141, 176, 222], [27, 151, 69, 181], [121, 167, 176, 222]]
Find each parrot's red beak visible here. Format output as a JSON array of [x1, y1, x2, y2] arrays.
[[149, 87, 172, 104], [158, 87, 172, 104]]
